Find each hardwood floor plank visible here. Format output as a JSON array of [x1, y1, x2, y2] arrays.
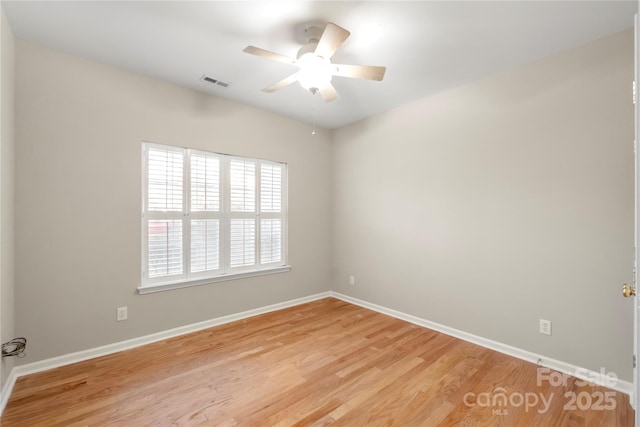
[[1, 298, 633, 426]]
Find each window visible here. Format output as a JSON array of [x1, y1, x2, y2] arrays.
[[141, 142, 288, 293]]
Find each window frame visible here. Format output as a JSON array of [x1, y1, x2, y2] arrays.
[[140, 142, 290, 294]]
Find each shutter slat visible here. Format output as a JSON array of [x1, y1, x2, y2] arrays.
[[230, 160, 255, 212], [230, 219, 255, 267], [261, 163, 282, 213], [191, 219, 220, 272], [191, 154, 220, 212], [147, 147, 183, 212], [260, 219, 282, 264], [147, 220, 183, 278]]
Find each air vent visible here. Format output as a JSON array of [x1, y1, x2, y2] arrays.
[[201, 75, 231, 88]]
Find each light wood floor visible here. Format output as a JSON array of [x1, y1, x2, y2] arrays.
[[1, 298, 634, 426]]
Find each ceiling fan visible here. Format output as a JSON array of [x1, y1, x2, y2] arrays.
[[243, 22, 386, 102]]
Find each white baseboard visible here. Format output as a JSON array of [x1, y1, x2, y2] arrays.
[[0, 290, 633, 417], [0, 368, 18, 417], [329, 291, 634, 398]]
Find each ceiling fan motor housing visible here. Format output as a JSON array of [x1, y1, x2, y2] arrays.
[[297, 42, 317, 60], [297, 26, 323, 60], [304, 26, 323, 44]]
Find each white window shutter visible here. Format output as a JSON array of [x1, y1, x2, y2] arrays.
[[261, 163, 282, 213], [230, 160, 256, 212], [260, 219, 282, 264], [191, 219, 220, 273], [147, 147, 183, 211], [142, 143, 287, 289], [191, 154, 220, 212], [230, 219, 256, 267], [147, 220, 183, 278]]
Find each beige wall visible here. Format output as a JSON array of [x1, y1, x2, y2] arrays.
[[1, 7, 16, 386], [332, 30, 634, 380], [14, 40, 333, 363]]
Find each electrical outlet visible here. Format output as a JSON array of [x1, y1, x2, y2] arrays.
[[349, 275, 356, 286], [117, 307, 128, 322], [539, 319, 551, 336]]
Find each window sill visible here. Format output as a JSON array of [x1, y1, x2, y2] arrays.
[[137, 266, 292, 295]]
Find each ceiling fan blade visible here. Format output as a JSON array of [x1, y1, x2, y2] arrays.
[[243, 46, 296, 65], [319, 83, 339, 103], [314, 22, 350, 60], [263, 73, 298, 93], [333, 64, 386, 81]]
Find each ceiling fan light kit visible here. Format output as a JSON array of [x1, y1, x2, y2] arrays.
[[243, 22, 386, 103], [296, 54, 334, 93]]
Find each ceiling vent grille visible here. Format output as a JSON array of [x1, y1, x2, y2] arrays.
[[201, 75, 231, 88]]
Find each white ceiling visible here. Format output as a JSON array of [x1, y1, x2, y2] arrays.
[[3, 1, 637, 129]]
